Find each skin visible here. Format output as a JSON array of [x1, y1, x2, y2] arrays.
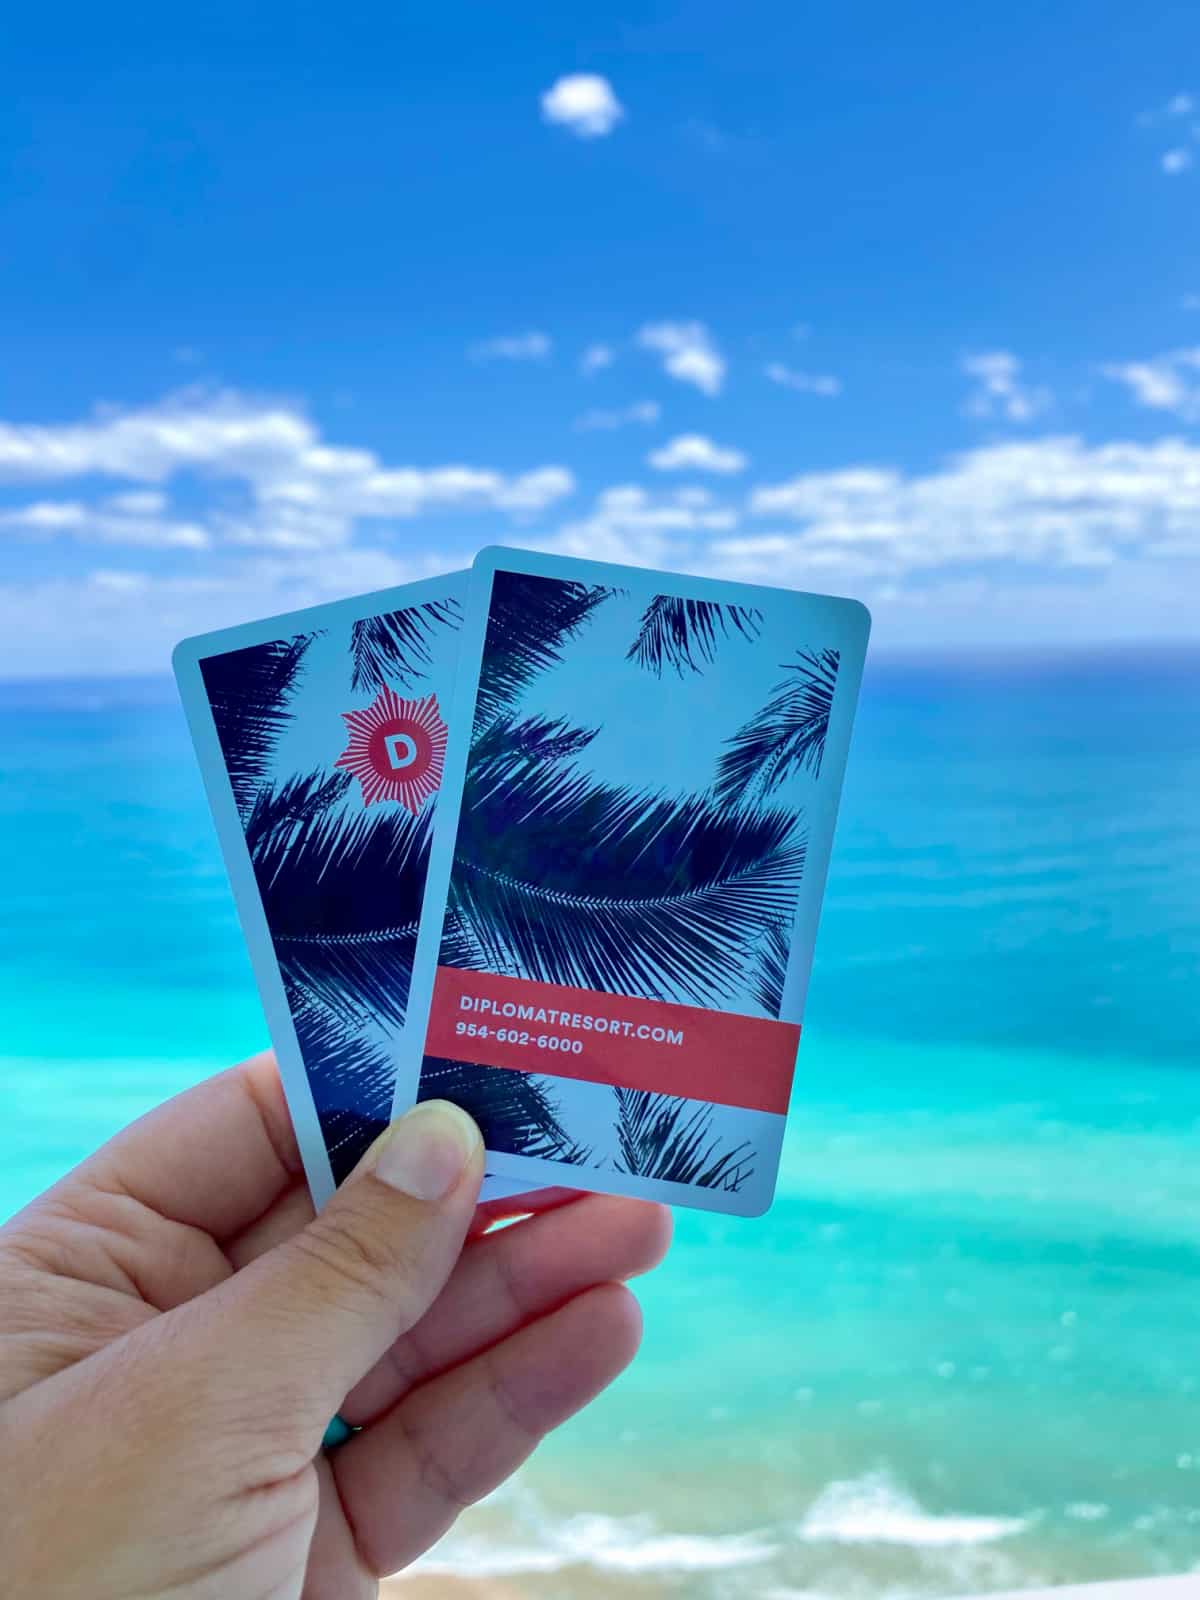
[[0, 1051, 672, 1599]]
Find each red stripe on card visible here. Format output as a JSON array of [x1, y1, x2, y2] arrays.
[[425, 967, 800, 1115]]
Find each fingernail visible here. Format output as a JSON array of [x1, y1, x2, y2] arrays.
[[372, 1101, 481, 1201]]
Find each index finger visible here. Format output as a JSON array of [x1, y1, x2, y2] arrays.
[[69, 1051, 302, 1242]]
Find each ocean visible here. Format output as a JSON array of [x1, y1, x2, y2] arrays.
[[2, 648, 1198, 1598]]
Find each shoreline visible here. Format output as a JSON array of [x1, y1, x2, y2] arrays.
[[384, 1577, 1199, 1599]]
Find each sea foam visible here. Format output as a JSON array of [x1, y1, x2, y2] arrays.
[[411, 1472, 1028, 1583], [796, 1472, 1029, 1548], [413, 1485, 779, 1579]]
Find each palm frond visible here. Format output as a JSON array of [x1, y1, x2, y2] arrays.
[[243, 768, 351, 858], [253, 800, 432, 1029], [613, 1088, 755, 1191], [467, 713, 599, 803], [418, 1058, 591, 1164], [350, 597, 463, 693], [473, 572, 614, 734], [627, 596, 763, 677], [715, 647, 841, 805], [748, 920, 792, 1018], [293, 1004, 396, 1183], [450, 753, 807, 1005], [200, 634, 315, 816]]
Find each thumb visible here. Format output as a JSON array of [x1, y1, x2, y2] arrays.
[[198, 1099, 484, 1442]]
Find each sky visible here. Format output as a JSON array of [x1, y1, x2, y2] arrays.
[[3, 0, 1200, 676]]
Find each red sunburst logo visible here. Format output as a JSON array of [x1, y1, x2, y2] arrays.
[[335, 688, 448, 812]]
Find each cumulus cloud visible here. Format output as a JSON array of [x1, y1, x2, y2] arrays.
[[637, 321, 725, 396], [744, 436, 1200, 581], [1100, 347, 1200, 419], [765, 362, 841, 397], [0, 389, 575, 552], [540, 74, 625, 139], [647, 433, 747, 473], [545, 485, 738, 567], [0, 547, 434, 677], [574, 401, 660, 431], [1163, 147, 1194, 175], [0, 498, 209, 549], [8, 433, 1200, 674], [468, 331, 552, 362], [526, 437, 1200, 592], [962, 351, 1050, 423], [580, 343, 615, 375]]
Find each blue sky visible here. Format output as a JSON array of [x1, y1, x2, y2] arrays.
[[3, 0, 1200, 675]]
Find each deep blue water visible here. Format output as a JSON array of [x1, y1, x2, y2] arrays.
[[2, 650, 1199, 1597]]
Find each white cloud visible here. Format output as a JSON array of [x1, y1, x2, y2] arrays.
[[0, 549, 433, 676], [575, 401, 660, 431], [545, 485, 738, 567], [962, 350, 1050, 423], [0, 498, 209, 549], [765, 362, 842, 397], [106, 489, 167, 515], [1182, 293, 1200, 311], [647, 433, 747, 473], [580, 343, 615, 376], [1163, 147, 1194, 175], [1100, 346, 1200, 419], [745, 436, 1200, 582], [468, 331, 552, 362], [0, 389, 575, 553], [637, 321, 725, 396], [8, 432, 1200, 674], [540, 74, 625, 139], [0, 393, 312, 482]]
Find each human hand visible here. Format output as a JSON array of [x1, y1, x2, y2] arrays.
[[0, 1051, 671, 1599]]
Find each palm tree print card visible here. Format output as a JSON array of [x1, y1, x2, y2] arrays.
[[173, 575, 526, 1210], [400, 547, 871, 1217]]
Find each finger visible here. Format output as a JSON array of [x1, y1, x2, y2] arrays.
[[63, 1051, 301, 1242], [341, 1195, 671, 1424], [225, 1180, 315, 1269], [468, 1185, 580, 1235], [177, 1100, 483, 1449], [303, 1455, 376, 1600], [333, 1283, 642, 1577], [225, 1179, 581, 1271]]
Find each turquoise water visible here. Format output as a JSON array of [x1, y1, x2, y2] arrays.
[[2, 651, 1199, 1596]]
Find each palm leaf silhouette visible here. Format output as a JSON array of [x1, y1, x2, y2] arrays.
[[293, 1004, 395, 1183], [749, 921, 792, 1018], [243, 768, 351, 858], [715, 647, 840, 805], [474, 571, 614, 734], [418, 1058, 591, 1164], [350, 597, 463, 692], [613, 1088, 755, 1191], [439, 910, 506, 972], [628, 596, 762, 677], [253, 797, 432, 1029], [449, 737, 807, 1004], [200, 634, 315, 816], [467, 713, 599, 802]]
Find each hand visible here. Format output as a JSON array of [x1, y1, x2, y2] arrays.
[[0, 1051, 671, 1599]]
